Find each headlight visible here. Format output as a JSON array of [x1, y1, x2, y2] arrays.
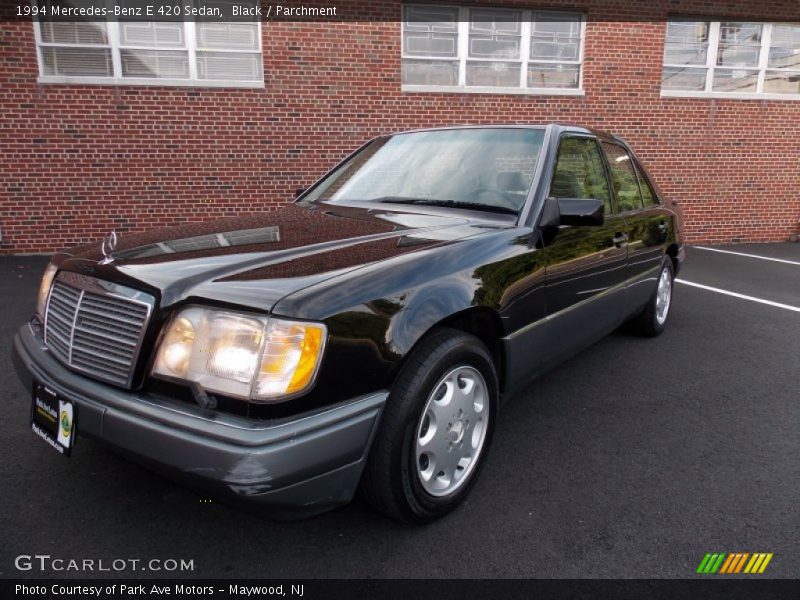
[[36, 263, 58, 319], [153, 307, 327, 402]]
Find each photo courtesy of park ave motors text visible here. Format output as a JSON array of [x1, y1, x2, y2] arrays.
[[1, 0, 799, 588]]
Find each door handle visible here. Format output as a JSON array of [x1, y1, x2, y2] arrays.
[[612, 232, 628, 247]]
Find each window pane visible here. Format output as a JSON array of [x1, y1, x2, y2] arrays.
[[663, 43, 708, 65], [119, 22, 184, 47], [469, 9, 521, 59], [717, 45, 761, 67], [466, 61, 520, 87], [402, 59, 458, 85], [532, 13, 581, 37], [771, 24, 800, 46], [121, 50, 190, 78], [39, 21, 107, 45], [196, 52, 262, 80], [469, 35, 520, 59], [768, 47, 800, 70], [196, 23, 260, 51], [717, 22, 762, 67], [662, 21, 709, 88], [712, 68, 759, 92], [718, 22, 762, 44], [665, 20, 709, 44], [403, 5, 459, 58], [403, 31, 458, 57], [601, 143, 642, 212], [634, 164, 658, 207], [403, 5, 459, 32], [530, 13, 581, 60], [768, 25, 800, 70], [661, 66, 707, 90], [527, 64, 580, 88], [552, 137, 612, 214], [531, 40, 579, 60], [763, 71, 800, 94], [40, 47, 112, 76], [470, 10, 522, 35]]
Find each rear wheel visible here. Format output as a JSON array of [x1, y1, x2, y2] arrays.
[[632, 260, 674, 336], [360, 329, 498, 523]]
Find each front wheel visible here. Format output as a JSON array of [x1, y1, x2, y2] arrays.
[[360, 329, 498, 523], [632, 260, 674, 336]]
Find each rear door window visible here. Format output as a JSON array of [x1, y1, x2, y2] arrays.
[[634, 163, 659, 207], [601, 142, 643, 212]]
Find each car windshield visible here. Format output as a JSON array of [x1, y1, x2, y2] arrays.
[[303, 128, 545, 215]]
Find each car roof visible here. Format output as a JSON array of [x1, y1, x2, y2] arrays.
[[389, 123, 625, 144]]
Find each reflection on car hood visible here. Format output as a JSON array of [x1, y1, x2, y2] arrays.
[[56, 203, 506, 311]]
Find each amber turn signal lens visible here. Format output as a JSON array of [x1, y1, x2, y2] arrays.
[[255, 320, 327, 399], [36, 263, 58, 320], [287, 324, 325, 393]]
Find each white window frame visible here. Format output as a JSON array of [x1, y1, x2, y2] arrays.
[[661, 19, 800, 100], [33, 20, 264, 88], [401, 5, 586, 96]]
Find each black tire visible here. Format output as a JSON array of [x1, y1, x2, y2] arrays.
[[632, 260, 675, 337], [360, 328, 499, 524]]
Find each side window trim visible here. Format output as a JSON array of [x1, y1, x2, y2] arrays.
[[632, 158, 661, 207], [594, 137, 618, 215]]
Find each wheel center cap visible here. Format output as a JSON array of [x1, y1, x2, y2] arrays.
[[449, 420, 465, 444]]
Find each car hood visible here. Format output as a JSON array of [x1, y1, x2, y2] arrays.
[[55, 203, 506, 311]]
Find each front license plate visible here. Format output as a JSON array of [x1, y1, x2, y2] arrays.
[[31, 382, 75, 457]]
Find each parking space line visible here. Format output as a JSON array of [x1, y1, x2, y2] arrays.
[[675, 279, 800, 313], [694, 246, 800, 266]]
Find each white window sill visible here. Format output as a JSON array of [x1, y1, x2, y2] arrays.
[[37, 76, 265, 89], [661, 90, 800, 101], [402, 84, 585, 96]]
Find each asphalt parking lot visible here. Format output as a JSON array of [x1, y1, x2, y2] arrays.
[[1, 244, 798, 579]]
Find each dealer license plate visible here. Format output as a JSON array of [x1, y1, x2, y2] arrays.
[[31, 382, 75, 456]]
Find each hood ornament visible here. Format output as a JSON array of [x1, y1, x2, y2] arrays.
[[100, 230, 118, 264]]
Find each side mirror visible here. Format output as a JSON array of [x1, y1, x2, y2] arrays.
[[540, 197, 604, 228], [294, 187, 307, 199]]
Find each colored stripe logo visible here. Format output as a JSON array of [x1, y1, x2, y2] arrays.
[[696, 553, 773, 574]]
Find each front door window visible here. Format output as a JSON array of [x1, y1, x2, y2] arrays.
[[551, 136, 613, 214]]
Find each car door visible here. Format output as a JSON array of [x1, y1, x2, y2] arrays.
[[539, 135, 629, 371], [600, 141, 668, 315]]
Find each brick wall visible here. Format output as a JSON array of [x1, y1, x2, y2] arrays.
[[1, 0, 799, 254]]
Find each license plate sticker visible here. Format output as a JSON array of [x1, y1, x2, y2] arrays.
[[31, 383, 75, 457]]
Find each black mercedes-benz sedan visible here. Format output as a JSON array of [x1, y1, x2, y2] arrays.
[[13, 124, 684, 523]]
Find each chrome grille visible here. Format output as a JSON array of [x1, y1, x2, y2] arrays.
[[44, 272, 155, 387]]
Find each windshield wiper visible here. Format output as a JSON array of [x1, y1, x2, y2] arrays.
[[372, 196, 518, 215]]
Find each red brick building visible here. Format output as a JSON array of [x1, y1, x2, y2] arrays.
[[1, 0, 799, 254]]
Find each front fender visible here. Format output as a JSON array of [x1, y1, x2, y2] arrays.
[[387, 276, 477, 357]]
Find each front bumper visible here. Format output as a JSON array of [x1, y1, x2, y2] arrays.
[[12, 322, 387, 518]]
